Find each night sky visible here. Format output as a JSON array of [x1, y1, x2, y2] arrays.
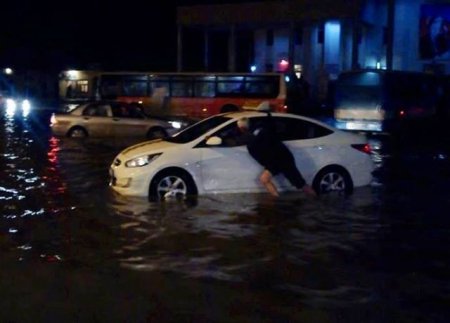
[[0, 0, 260, 72]]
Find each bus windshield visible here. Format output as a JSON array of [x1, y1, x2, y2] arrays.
[[334, 70, 444, 132], [335, 72, 383, 110]]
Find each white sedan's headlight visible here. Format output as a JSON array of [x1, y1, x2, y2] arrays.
[[125, 153, 161, 168]]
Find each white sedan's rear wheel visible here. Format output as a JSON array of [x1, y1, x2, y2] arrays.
[[313, 166, 353, 196]]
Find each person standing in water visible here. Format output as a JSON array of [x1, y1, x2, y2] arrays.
[[237, 115, 317, 198]]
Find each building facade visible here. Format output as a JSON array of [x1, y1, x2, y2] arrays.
[[176, 0, 450, 103]]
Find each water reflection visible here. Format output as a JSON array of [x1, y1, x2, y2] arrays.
[[111, 190, 383, 284]]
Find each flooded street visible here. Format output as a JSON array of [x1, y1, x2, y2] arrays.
[[1, 109, 450, 322]]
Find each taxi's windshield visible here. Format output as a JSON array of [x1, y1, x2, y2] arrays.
[[165, 115, 231, 144]]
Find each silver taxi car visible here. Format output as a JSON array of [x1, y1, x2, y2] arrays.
[[50, 101, 180, 139]]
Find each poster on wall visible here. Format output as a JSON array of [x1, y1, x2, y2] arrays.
[[419, 4, 450, 60]]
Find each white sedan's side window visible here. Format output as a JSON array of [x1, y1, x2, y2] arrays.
[[209, 122, 250, 147], [275, 117, 332, 141]]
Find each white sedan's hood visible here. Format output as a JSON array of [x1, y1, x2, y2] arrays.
[[119, 139, 181, 158]]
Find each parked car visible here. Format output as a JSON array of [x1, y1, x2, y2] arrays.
[[50, 101, 188, 139], [109, 111, 375, 200]]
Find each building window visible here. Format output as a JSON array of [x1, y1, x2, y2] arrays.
[[266, 29, 274, 46], [295, 26, 303, 45], [318, 25, 324, 44], [77, 80, 88, 93]]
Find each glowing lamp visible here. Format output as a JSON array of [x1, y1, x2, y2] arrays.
[[278, 59, 289, 72], [66, 70, 79, 79]]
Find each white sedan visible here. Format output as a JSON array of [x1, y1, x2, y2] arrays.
[[109, 111, 375, 199]]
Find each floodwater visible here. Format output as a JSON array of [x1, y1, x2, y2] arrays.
[[1, 108, 450, 322]]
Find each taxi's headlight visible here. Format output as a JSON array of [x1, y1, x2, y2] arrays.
[[125, 153, 161, 168], [168, 121, 182, 129]]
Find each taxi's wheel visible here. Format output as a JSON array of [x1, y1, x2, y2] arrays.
[[312, 166, 353, 196], [149, 169, 197, 201], [147, 127, 167, 140], [68, 126, 88, 138]]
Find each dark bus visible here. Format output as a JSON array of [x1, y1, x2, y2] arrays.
[[333, 69, 448, 132]]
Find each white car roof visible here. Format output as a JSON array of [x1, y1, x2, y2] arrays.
[[223, 111, 336, 130]]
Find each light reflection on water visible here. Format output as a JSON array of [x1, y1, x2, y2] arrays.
[[1, 110, 450, 321]]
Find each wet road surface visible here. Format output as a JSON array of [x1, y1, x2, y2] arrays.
[[1, 108, 450, 322]]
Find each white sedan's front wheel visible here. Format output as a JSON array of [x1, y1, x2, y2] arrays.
[[149, 169, 197, 201]]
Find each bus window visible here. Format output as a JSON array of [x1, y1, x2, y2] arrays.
[[150, 75, 170, 97], [194, 76, 216, 97], [171, 76, 193, 97], [244, 76, 278, 98], [100, 75, 122, 98], [65, 80, 89, 99], [122, 75, 149, 97], [217, 76, 245, 96]]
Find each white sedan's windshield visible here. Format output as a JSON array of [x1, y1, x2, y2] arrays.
[[165, 115, 231, 143]]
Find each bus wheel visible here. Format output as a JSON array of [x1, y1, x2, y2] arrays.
[[220, 104, 239, 113], [149, 168, 197, 201], [312, 166, 353, 196], [146, 127, 167, 139], [68, 126, 88, 138]]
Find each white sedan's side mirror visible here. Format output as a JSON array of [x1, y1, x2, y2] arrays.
[[205, 136, 222, 146]]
